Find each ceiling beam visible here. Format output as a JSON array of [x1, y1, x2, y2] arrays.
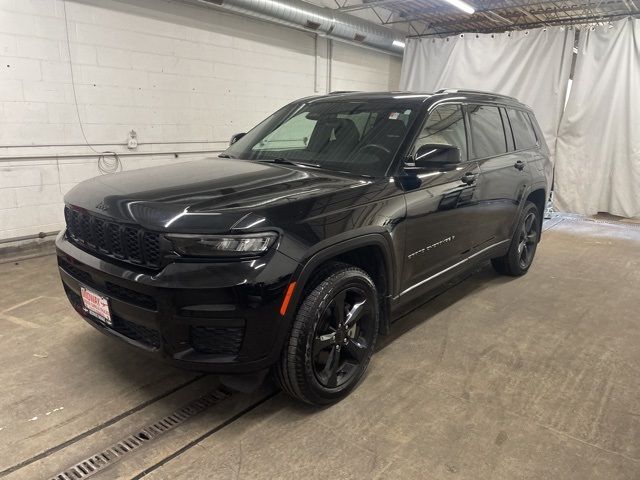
[[338, 0, 410, 12], [383, 0, 634, 27], [408, 10, 640, 37]]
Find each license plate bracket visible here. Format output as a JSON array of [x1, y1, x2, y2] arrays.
[[80, 286, 113, 326]]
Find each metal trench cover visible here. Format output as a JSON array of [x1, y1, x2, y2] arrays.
[[49, 389, 230, 480]]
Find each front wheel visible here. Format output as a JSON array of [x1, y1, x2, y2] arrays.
[[274, 263, 379, 405], [491, 201, 541, 276]]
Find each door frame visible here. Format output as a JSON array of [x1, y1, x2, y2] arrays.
[[394, 100, 483, 300]]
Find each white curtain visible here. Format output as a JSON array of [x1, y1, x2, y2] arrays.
[[555, 19, 640, 218], [400, 27, 575, 162]]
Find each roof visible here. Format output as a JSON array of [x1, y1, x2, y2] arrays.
[[307, 90, 531, 109]]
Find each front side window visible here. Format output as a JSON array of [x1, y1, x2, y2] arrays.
[[468, 105, 507, 159], [507, 108, 538, 150], [253, 112, 317, 151], [226, 100, 418, 177], [413, 104, 467, 161]]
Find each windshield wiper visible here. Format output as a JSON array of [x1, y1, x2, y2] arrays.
[[218, 153, 235, 158], [257, 157, 321, 168]]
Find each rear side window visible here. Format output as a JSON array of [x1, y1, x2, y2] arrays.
[[468, 105, 507, 159], [507, 109, 538, 150]]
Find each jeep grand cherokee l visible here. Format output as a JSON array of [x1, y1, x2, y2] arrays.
[[57, 90, 551, 405]]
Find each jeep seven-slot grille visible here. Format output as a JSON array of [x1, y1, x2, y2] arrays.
[[64, 206, 162, 268]]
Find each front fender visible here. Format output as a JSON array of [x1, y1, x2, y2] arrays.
[[280, 231, 397, 336]]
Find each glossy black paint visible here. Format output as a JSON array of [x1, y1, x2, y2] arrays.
[[56, 90, 552, 373]]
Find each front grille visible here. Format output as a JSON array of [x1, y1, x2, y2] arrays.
[[64, 284, 82, 306], [58, 258, 93, 285], [112, 316, 161, 349], [63, 285, 161, 349], [64, 206, 162, 268], [104, 282, 157, 310], [190, 326, 244, 358], [58, 258, 157, 310]]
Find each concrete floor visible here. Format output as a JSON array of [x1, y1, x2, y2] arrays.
[[0, 216, 639, 480]]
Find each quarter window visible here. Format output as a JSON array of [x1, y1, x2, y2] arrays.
[[414, 104, 467, 161], [507, 109, 538, 150], [468, 105, 507, 159]]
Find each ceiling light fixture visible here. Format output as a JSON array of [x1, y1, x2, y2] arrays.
[[442, 0, 475, 14], [392, 40, 406, 48]]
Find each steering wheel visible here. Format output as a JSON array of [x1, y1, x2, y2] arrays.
[[355, 144, 391, 161]]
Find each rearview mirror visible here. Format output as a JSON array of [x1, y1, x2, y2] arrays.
[[230, 132, 246, 146], [413, 144, 461, 171]]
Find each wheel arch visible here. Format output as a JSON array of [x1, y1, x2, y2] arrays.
[[525, 186, 547, 236], [508, 184, 546, 239], [283, 233, 396, 336], [526, 187, 546, 216]]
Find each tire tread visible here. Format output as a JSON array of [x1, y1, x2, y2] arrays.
[[274, 262, 377, 405], [491, 201, 540, 277]]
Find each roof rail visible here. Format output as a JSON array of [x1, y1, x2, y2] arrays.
[[435, 88, 518, 101], [329, 90, 359, 94]]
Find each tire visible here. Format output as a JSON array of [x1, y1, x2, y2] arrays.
[[274, 262, 379, 405], [491, 201, 541, 276]]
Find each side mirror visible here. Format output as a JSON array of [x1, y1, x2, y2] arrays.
[[230, 132, 246, 146], [413, 144, 461, 171]]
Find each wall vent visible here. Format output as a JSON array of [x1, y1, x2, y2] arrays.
[[305, 20, 321, 30]]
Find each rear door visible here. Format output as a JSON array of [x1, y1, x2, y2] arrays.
[[469, 104, 531, 247], [399, 103, 482, 298]]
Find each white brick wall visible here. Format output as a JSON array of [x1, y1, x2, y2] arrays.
[[0, 0, 402, 242], [331, 42, 403, 92]]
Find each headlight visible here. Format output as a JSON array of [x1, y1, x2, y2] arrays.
[[166, 232, 278, 258]]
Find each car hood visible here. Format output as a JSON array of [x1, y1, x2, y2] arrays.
[[64, 157, 383, 233]]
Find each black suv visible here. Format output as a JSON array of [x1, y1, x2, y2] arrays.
[[57, 90, 551, 405]]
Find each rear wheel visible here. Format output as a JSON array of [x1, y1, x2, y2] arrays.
[[275, 263, 379, 405], [491, 201, 540, 276]]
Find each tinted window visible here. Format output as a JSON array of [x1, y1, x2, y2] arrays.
[[226, 100, 418, 177], [501, 108, 515, 151], [507, 109, 538, 150], [254, 112, 316, 150], [338, 111, 376, 136], [414, 104, 467, 161], [468, 105, 506, 159]]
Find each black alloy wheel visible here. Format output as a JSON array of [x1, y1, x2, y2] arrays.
[[312, 286, 376, 389], [491, 201, 541, 276], [517, 211, 538, 269], [275, 263, 379, 405]]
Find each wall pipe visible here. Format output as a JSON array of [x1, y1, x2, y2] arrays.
[[0, 149, 223, 163], [0, 231, 60, 246], [189, 0, 405, 56]]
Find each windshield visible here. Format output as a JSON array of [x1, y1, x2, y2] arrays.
[[224, 100, 418, 177]]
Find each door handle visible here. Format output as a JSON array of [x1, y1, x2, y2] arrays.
[[460, 172, 477, 185], [514, 160, 526, 171]]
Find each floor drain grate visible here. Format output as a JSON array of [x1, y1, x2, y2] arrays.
[[49, 388, 230, 480]]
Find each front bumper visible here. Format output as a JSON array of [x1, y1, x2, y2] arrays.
[[56, 231, 299, 373]]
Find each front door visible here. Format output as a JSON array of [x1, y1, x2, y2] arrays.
[[399, 103, 483, 299]]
